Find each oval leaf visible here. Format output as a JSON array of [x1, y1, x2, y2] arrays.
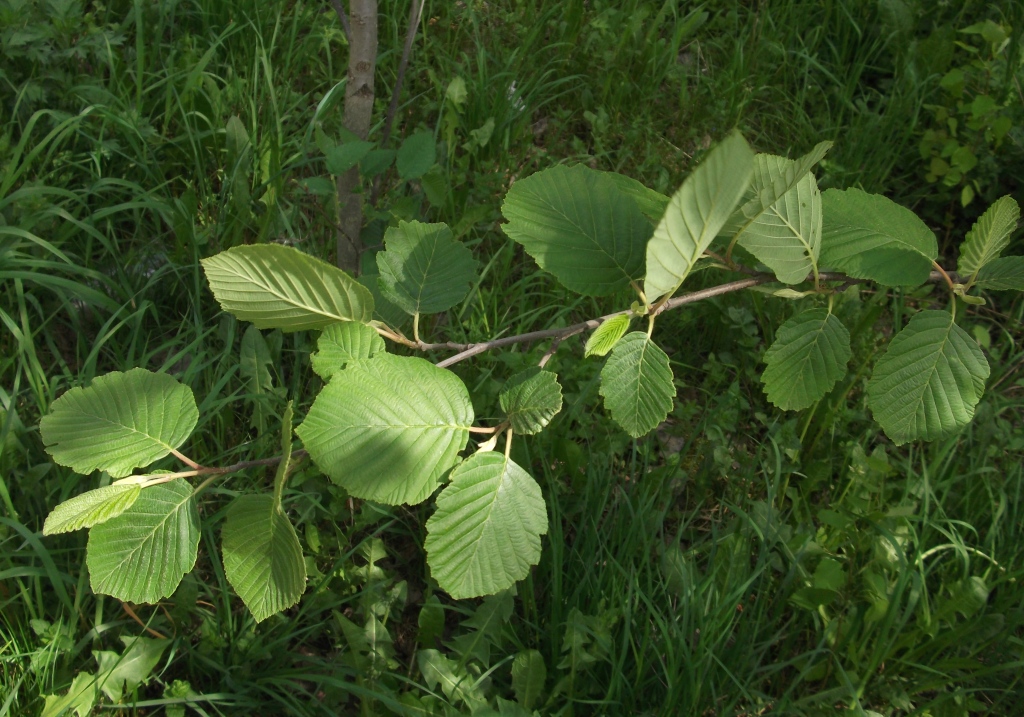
[[958, 196, 1020, 278], [645, 131, 755, 302], [973, 256, 1024, 290], [43, 484, 142, 535], [40, 369, 198, 478], [397, 131, 436, 180], [424, 452, 548, 599], [499, 368, 563, 435], [585, 314, 631, 358], [501, 164, 650, 296], [762, 309, 851, 411], [87, 479, 200, 603], [296, 354, 474, 505], [310, 322, 385, 380], [867, 310, 990, 445], [599, 332, 675, 438], [202, 244, 373, 330]]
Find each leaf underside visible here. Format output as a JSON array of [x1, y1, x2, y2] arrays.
[[762, 309, 851, 411], [499, 368, 563, 435], [310, 322, 385, 381], [973, 256, 1024, 290], [599, 332, 675, 438], [43, 484, 142, 535], [957, 196, 1020, 277]]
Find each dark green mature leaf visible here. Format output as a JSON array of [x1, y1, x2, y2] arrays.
[[87, 479, 200, 603], [958, 196, 1020, 278], [867, 310, 990, 444], [501, 164, 650, 296], [40, 369, 198, 478], [585, 314, 631, 357], [645, 131, 754, 302], [377, 221, 479, 315], [324, 141, 374, 175], [43, 484, 141, 535], [296, 355, 474, 505], [202, 244, 373, 330], [310, 322, 385, 380], [512, 650, 547, 711], [240, 325, 274, 432], [424, 452, 548, 599], [599, 332, 675, 437], [973, 256, 1024, 290], [499, 368, 563, 435], [737, 171, 822, 284], [819, 188, 937, 286], [397, 131, 436, 180], [761, 309, 851, 410], [598, 171, 670, 222]]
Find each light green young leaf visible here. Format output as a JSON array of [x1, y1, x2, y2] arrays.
[[597, 171, 670, 222], [585, 314, 631, 358], [512, 650, 547, 711], [867, 310, 990, 445], [499, 368, 563, 435], [424, 452, 548, 599], [296, 354, 474, 505], [644, 131, 754, 302], [87, 479, 200, 603], [599, 332, 675, 438], [94, 636, 169, 701], [202, 244, 373, 330], [310, 322, 385, 380], [761, 309, 851, 411], [418, 649, 488, 710], [43, 484, 141, 535], [973, 256, 1024, 290], [397, 130, 436, 180], [819, 188, 937, 286], [40, 369, 198, 478], [42, 672, 97, 717], [240, 325, 274, 432], [501, 164, 650, 296], [958, 196, 1020, 278], [376, 221, 479, 315]]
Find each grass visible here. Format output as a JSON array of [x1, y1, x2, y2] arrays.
[[2, 0, 1024, 714]]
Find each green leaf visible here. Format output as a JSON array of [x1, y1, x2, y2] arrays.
[[958, 196, 1020, 278], [40, 369, 198, 478], [360, 148, 396, 178], [501, 164, 650, 296], [324, 140, 374, 175], [376, 221, 479, 315], [599, 332, 675, 438], [310, 322, 385, 380], [87, 479, 200, 603], [819, 188, 937, 286], [296, 354, 474, 505], [597, 171, 670, 222], [867, 310, 990, 444], [240, 325, 274, 432], [42, 672, 97, 717], [499, 368, 563, 435], [585, 314, 631, 358], [43, 484, 141, 535], [973, 256, 1024, 290], [397, 131, 436, 179], [94, 636, 169, 701], [512, 650, 547, 710], [225, 116, 252, 215], [644, 131, 755, 302], [424, 452, 548, 599], [202, 244, 374, 330], [761, 309, 851, 411]]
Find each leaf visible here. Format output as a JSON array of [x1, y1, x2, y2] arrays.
[[867, 310, 990, 445], [761, 309, 851, 411], [296, 354, 474, 505], [202, 244, 373, 330], [360, 148, 396, 177], [819, 188, 937, 286], [376, 221, 479, 315], [958, 196, 1020, 278], [424, 452, 548, 599], [324, 140, 374, 175], [40, 369, 198, 478], [397, 130, 436, 180], [310, 322, 385, 380], [499, 368, 563, 435], [644, 131, 755, 302], [42, 672, 97, 717], [240, 325, 274, 432], [973, 256, 1024, 290], [501, 164, 650, 296], [585, 314, 631, 358], [43, 484, 141, 535], [512, 650, 547, 710], [599, 332, 675, 438], [597, 171, 670, 222], [87, 479, 200, 603], [94, 636, 169, 701]]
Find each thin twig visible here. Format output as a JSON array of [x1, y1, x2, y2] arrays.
[[117, 450, 309, 487], [538, 338, 562, 368], [328, 0, 352, 42], [121, 602, 167, 639], [169, 448, 199, 470]]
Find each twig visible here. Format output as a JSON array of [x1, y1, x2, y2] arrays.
[[117, 450, 309, 487], [120, 602, 167, 639], [328, 0, 352, 43], [538, 338, 562, 368], [169, 448, 199, 470]]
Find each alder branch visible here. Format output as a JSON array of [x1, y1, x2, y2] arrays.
[[117, 450, 309, 486]]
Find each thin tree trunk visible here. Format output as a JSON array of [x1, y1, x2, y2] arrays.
[[336, 0, 377, 273]]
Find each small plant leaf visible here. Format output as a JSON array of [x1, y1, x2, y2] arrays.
[[310, 322, 385, 380], [376, 221, 479, 315], [512, 650, 547, 710], [867, 310, 990, 445], [599, 332, 675, 438], [761, 309, 851, 411], [958, 196, 1020, 278], [43, 484, 142, 535], [296, 354, 474, 505], [240, 325, 274, 432], [87, 479, 200, 603], [645, 131, 754, 302], [94, 636, 170, 702], [585, 314, 631, 357], [501, 164, 650, 296], [424, 452, 548, 599], [973, 256, 1024, 290], [324, 140, 374, 175], [40, 369, 198, 478], [397, 130, 436, 180], [202, 244, 373, 330], [598, 171, 670, 222], [819, 188, 937, 286], [499, 368, 563, 435]]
